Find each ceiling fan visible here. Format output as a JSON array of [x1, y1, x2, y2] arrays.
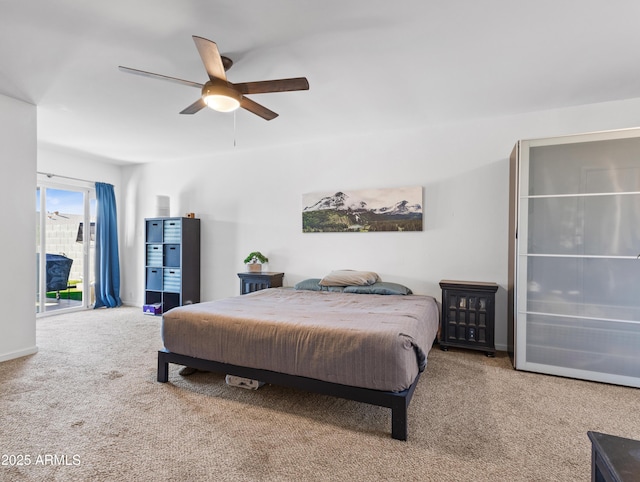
[[119, 35, 309, 121]]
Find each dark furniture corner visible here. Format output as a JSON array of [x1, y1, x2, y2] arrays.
[[588, 431, 640, 482], [237, 271, 284, 295], [439, 280, 498, 357]]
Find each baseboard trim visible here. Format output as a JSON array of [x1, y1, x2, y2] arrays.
[[0, 346, 38, 363]]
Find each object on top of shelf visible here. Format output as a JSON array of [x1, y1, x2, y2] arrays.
[[244, 251, 268, 272]]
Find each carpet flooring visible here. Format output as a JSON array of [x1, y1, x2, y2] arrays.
[[0, 306, 638, 481]]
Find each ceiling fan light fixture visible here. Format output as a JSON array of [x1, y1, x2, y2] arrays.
[[204, 94, 240, 112], [202, 82, 241, 112]]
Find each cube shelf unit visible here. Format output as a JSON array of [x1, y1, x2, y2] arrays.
[[145, 217, 200, 314]]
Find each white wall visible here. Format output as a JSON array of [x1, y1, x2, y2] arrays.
[[38, 147, 122, 195], [119, 97, 640, 351], [0, 94, 37, 362]]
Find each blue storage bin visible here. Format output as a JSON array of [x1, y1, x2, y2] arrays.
[[163, 219, 181, 243], [146, 267, 162, 291], [146, 244, 163, 266], [163, 269, 181, 293], [146, 220, 163, 242], [164, 244, 180, 267]]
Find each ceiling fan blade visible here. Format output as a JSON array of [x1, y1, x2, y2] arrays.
[[233, 77, 310, 95], [192, 36, 227, 81], [240, 97, 278, 121], [118, 66, 203, 89], [180, 98, 207, 115]]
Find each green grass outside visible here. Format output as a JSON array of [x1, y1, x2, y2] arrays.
[[46, 279, 83, 301]]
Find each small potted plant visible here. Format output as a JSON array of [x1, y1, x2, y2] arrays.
[[244, 251, 268, 272]]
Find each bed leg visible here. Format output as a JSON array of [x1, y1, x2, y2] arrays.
[[157, 351, 169, 383], [391, 398, 408, 441]]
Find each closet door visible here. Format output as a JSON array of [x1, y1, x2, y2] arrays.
[[515, 131, 640, 388]]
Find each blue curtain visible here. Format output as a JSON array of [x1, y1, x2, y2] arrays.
[[94, 182, 122, 308]]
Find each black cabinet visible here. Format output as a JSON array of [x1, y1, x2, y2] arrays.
[[144, 217, 200, 314], [237, 272, 284, 295], [439, 280, 498, 356], [588, 431, 640, 482]]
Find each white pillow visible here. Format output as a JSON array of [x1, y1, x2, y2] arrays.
[[318, 270, 381, 287]]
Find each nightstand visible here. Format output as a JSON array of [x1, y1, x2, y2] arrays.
[[588, 431, 640, 482], [439, 280, 498, 357], [237, 272, 284, 295]]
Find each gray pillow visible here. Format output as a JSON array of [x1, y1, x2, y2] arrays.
[[294, 278, 322, 291], [294, 278, 345, 292], [343, 282, 413, 295], [321, 286, 345, 293]]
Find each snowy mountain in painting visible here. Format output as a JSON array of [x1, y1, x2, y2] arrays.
[[374, 200, 422, 215], [303, 192, 369, 212], [303, 192, 421, 215]]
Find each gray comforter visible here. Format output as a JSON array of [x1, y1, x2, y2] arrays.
[[162, 288, 439, 392]]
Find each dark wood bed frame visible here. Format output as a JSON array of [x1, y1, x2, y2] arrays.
[[157, 349, 421, 441]]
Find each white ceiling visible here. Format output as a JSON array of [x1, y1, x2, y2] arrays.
[[2, 0, 640, 165]]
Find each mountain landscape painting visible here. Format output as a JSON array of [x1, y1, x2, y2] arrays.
[[302, 186, 423, 232]]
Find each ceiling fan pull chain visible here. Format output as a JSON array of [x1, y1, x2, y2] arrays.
[[233, 110, 237, 147]]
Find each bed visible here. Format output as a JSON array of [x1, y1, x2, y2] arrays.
[[158, 285, 439, 440]]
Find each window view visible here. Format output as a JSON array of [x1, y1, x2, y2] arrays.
[[36, 185, 96, 314]]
